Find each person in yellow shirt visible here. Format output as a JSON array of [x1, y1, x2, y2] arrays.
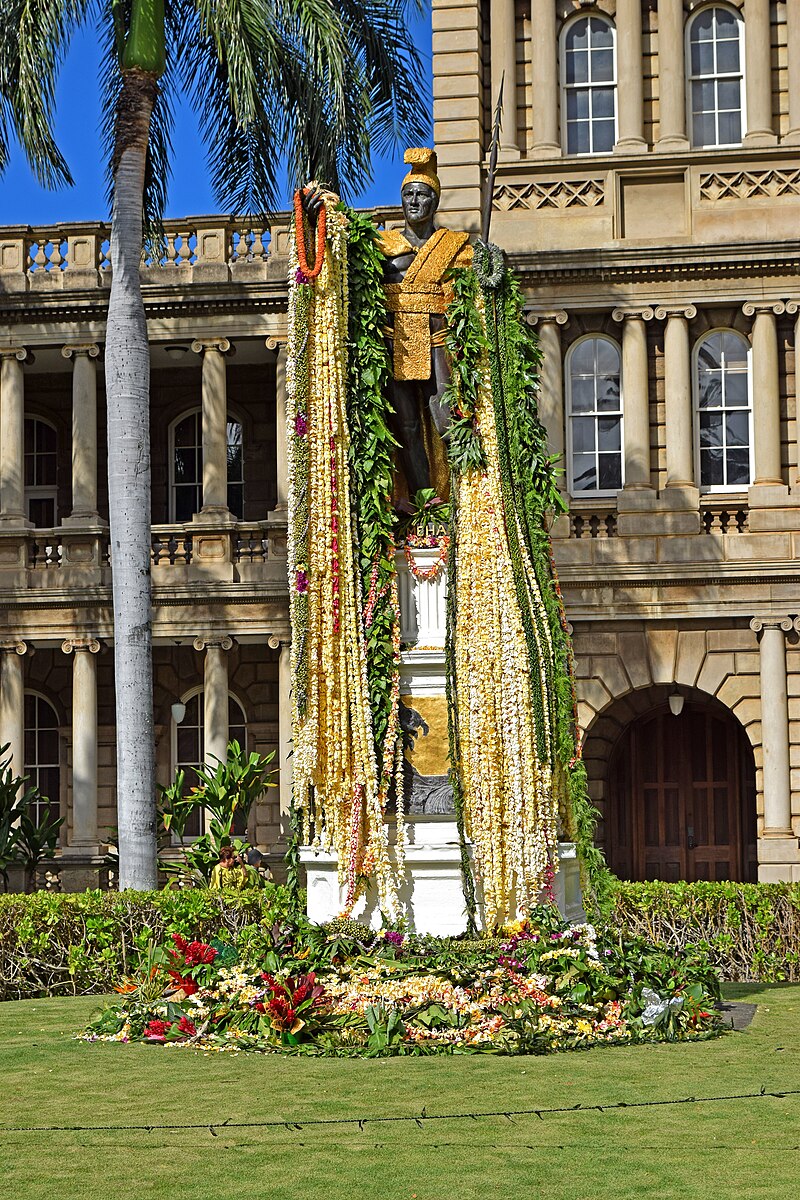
[[209, 845, 251, 890]]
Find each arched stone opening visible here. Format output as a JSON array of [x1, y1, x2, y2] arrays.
[[584, 684, 757, 882]]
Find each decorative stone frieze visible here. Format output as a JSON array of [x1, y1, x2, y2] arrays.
[[493, 180, 604, 212], [700, 168, 800, 201]]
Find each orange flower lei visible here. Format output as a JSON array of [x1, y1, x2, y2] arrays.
[[293, 188, 327, 281], [403, 535, 450, 582]]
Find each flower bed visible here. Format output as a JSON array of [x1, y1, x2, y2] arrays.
[[82, 911, 723, 1057]]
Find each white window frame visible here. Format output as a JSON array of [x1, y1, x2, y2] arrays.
[[169, 686, 248, 839], [24, 690, 62, 834], [692, 328, 753, 493], [560, 13, 618, 157], [565, 334, 624, 496], [168, 408, 245, 523], [685, 4, 747, 149], [24, 415, 59, 528]]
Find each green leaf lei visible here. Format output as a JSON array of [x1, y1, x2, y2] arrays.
[[343, 208, 401, 777]]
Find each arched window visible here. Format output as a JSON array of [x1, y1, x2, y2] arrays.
[[561, 15, 617, 155], [694, 330, 752, 489], [566, 336, 623, 493], [687, 6, 745, 147], [171, 690, 247, 837], [169, 410, 244, 522], [24, 693, 61, 829], [24, 417, 58, 527]]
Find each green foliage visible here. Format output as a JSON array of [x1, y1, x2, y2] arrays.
[[157, 741, 275, 884], [599, 879, 800, 982], [441, 269, 487, 472], [345, 207, 400, 774], [0, 886, 297, 1000], [0, 742, 63, 891], [398, 488, 450, 538]]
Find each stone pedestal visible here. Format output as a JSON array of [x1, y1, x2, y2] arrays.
[[301, 817, 474, 936], [301, 832, 584, 934]]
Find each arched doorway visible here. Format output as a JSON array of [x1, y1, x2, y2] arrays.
[[606, 697, 756, 882]]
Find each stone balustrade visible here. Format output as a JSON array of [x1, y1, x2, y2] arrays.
[[0, 520, 287, 588], [0, 209, 402, 290]]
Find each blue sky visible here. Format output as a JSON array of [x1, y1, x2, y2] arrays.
[[0, 8, 432, 226]]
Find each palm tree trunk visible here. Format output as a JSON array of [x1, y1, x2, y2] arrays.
[[105, 67, 159, 890]]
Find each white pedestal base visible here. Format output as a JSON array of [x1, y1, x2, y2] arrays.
[[300, 821, 585, 934]]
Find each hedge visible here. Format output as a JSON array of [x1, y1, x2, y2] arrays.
[[0, 887, 296, 1001], [602, 880, 800, 982], [4, 879, 800, 1000]]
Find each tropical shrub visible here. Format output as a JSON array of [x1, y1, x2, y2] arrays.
[[158, 741, 276, 884]]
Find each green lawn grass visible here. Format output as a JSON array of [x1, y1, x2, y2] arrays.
[[1, 984, 798, 1200]]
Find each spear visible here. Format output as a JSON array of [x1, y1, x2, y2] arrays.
[[480, 73, 505, 245]]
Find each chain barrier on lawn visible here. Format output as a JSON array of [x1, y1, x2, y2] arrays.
[[2, 1086, 799, 1135]]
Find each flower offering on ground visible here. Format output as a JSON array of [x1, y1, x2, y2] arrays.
[[82, 910, 723, 1057]]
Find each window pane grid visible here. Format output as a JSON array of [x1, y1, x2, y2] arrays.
[[568, 338, 623, 494], [563, 17, 616, 155], [696, 332, 751, 489], [171, 412, 244, 521], [24, 694, 60, 831], [688, 7, 743, 147]]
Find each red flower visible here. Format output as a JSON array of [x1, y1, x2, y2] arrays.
[[168, 970, 199, 996], [268, 996, 297, 1030], [254, 1002, 266, 1013], [177, 1016, 197, 1038], [145, 1019, 172, 1041], [171, 933, 189, 954]]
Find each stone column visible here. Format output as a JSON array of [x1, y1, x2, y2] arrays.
[[613, 308, 654, 488], [527, 310, 568, 463], [750, 617, 793, 834], [194, 635, 232, 768], [266, 338, 288, 511], [655, 305, 697, 489], [743, 302, 784, 488], [786, 0, 800, 142], [191, 338, 232, 518], [656, 0, 689, 150], [61, 638, 101, 849], [615, 0, 646, 152], [743, 0, 776, 145], [269, 635, 293, 819], [793, 304, 800, 487], [0, 348, 28, 523], [530, 0, 560, 156], [61, 344, 100, 522], [490, 0, 520, 156], [0, 640, 26, 787]]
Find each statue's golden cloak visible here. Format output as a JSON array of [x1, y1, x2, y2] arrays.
[[378, 227, 473, 381]]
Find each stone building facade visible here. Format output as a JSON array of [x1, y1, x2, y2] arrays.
[[2, 0, 800, 889], [0, 217, 320, 886], [434, 0, 800, 882]]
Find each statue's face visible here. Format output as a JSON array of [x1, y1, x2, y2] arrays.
[[401, 181, 438, 225]]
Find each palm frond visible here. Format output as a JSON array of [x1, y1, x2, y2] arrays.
[[0, 0, 90, 187]]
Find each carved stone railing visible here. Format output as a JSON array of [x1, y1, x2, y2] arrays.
[[701, 504, 749, 534], [0, 208, 402, 290], [569, 509, 618, 539], [151, 526, 193, 566]]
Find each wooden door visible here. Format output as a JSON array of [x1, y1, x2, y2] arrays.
[[607, 702, 756, 882]]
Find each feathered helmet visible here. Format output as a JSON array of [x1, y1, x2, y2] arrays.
[[402, 147, 441, 198]]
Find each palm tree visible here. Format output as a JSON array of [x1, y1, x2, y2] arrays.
[[6, 0, 427, 890]]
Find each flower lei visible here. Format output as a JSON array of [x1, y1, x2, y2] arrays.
[[293, 187, 327, 282], [287, 194, 402, 916], [286, 195, 400, 919], [402, 535, 450, 582]]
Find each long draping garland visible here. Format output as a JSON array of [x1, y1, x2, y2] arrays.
[[286, 195, 402, 919], [287, 203, 591, 928]]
